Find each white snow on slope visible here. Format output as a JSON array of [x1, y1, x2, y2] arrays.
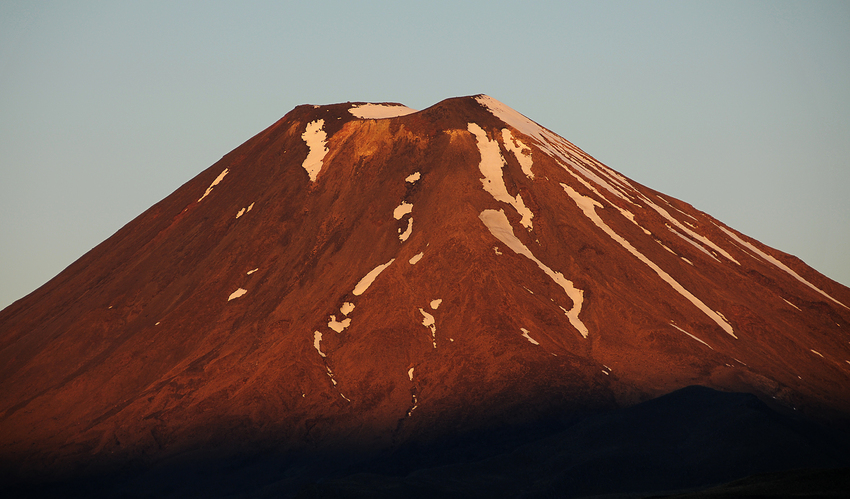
[[353, 259, 395, 296], [783, 298, 801, 311], [641, 194, 739, 265], [399, 218, 413, 242], [561, 164, 727, 270], [480, 93, 740, 274], [228, 288, 247, 301], [235, 202, 254, 219], [502, 129, 535, 179], [348, 103, 418, 119], [562, 166, 649, 232], [405, 172, 421, 183], [716, 224, 849, 309], [430, 299, 442, 310], [301, 119, 329, 182], [420, 308, 437, 348], [341, 302, 355, 315], [247, 268, 258, 275], [468, 123, 534, 230], [476, 95, 636, 204], [543, 129, 737, 268], [198, 168, 229, 202], [393, 201, 413, 220], [408, 367, 415, 380], [520, 328, 540, 345], [394, 201, 414, 242], [562, 183, 735, 338], [670, 322, 714, 350], [408, 394, 418, 416], [479, 208, 589, 338], [666, 225, 720, 262], [328, 315, 351, 333], [313, 331, 327, 357], [409, 252, 424, 265]]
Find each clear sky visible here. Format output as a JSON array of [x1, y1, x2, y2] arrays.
[[1, 1, 849, 310]]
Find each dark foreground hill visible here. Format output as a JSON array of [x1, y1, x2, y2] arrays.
[[2, 96, 849, 497], [5, 386, 849, 498]]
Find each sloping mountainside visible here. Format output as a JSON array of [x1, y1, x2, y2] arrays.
[[1, 95, 849, 497]]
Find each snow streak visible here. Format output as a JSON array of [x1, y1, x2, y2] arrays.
[[479, 208, 588, 338], [717, 225, 848, 309], [353, 259, 395, 296], [198, 169, 229, 202], [468, 122, 534, 230], [562, 183, 735, 338]]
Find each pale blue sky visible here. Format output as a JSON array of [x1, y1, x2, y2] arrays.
[[2, 1, 849, 310]]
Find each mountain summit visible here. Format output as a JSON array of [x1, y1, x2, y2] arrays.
[[2, 95, 849, 496]]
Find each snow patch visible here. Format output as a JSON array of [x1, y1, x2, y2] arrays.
[[301, 119, 328, 182], [783, 299, 801, 311], [405, 172, 421, 183], [419, 308, 437, 348], [198, 168, 229, 202], [236, 202, 255, 219], [313, 331, 327, 357], [501, 129, 534, 179], [479, 208, 588, 338], [328, 315, 351, 333], [811, 349, 824, 358], [717, 224, 849, 309], [520, 328, 539, 345], [430, 299, 442, 310], [408, 367, 415, 381], [562, 183, 735, 338], [393, 201, 413, 220], [341, 302, 355, 316], [247, 268, 258, 275], [348, 103, 417, 119], [468, 122, 534, 230], [353, 259, 395, 296], [228, 288, 247, 301], [409, 252, 424, 265], [399, 218, 413, 242], [494, 247, 503, 255]]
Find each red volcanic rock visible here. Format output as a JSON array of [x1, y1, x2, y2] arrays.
[[1, 96, 849, 492]]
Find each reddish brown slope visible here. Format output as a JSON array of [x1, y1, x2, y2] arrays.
[[1, 96, 849, 481]]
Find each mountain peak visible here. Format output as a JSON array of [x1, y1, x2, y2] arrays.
[[2, 95, 849, 495]]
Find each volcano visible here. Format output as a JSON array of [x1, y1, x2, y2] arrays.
[[2, 95, 849, 497]]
